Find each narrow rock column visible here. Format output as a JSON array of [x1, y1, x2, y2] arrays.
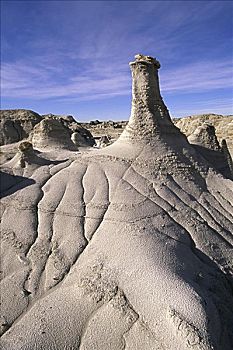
[[120, 54, 176, 142]]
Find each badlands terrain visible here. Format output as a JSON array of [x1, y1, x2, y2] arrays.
[[81, 113, 233, 160], [0, 55, 233, 350]]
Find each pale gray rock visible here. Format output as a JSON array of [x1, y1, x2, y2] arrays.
[[0, 109, 42, 146], [188, 124, 221, 151], [71, 131, 95, 148], [96, 135, 111, 148], [43, 114, 96, 147], [70, 125, 95, 147], [174, 114, 233, 159], [71, 131, 87, 147], [0, 110, 95, 150], [221, 139, 233, 177], [0, 55, 233, 350], [0, 142, 21, 165], [188, 123, 232, 179], [32, 118, 78, 151], [42, 113, 76, 124], [0, 116, 95, 165]]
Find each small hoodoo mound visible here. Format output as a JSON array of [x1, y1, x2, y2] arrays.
[[188, 123, 221, 151], [188, 123, 233, 178], [32, 118, 78, 150]]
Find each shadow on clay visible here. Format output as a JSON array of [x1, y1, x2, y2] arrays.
[[0, 171, 36, 198]]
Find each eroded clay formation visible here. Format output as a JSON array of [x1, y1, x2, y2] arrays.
[[187, 124, 233, 179], [0, 111, 95, 148], [174, 114, 233, 159], [1, 55, 233, 350]]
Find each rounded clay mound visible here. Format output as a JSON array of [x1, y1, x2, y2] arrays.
[[32, 118, 78, 150]]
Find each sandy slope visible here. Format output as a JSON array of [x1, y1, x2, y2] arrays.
[[0, 55, 233, 350]]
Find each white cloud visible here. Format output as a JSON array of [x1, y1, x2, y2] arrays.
[[171, 97, 233, 117], [160, 60, 233, 93], [1, 57, 232, 103], [0, 58, 131, 100]]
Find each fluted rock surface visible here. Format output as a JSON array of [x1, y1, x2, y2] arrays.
[[0, 55, 233, 350]]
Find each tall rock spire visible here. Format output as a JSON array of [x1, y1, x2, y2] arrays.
[[120, 54, 179, 142]]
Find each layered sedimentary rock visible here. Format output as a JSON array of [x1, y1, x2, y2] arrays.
[[96, 135, 112, 148], [0, 110, 95, 149], [71, 128, 95, 147], [1, 55, 233, 350], [43, 114, 96, 147], [188, 124, 221, 151], [221, 139, 233, 176], [0, 109, 42, 146], [187, 124, 232, 179], [174, 114, 233, 158], [32, 118, 78, 151]]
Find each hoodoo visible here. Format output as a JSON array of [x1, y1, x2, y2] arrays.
[[120, 54, 179, 141], [1, 55, 233, 350]]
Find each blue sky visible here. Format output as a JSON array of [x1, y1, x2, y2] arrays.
[[1, 0, 233, 121]]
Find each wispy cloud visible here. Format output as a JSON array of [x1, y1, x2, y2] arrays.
[[1, 57, 232, 102], [0, 57, 131, 100], [161, 60, 233, 93], [170, 97, 233, 117]]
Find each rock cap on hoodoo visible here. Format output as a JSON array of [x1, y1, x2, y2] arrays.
[[130, 54, 161, 69]]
